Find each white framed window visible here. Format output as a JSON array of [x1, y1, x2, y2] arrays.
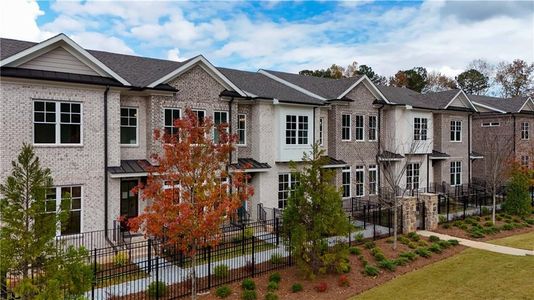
[[481, 122, 500, 127], [164, 108, 181, 136], [450, 161, 462, 186], [319, 117, 324, 146], [342, 166, 351, 198], [213, 111, 228, 143], [191, 109, 206, 125], [33, 100, 82, 145], [285, 115, 308, 145], [120, 107, 138, 145], [45, 185, 82, 235], [355, 115, 364, 141], [450, 120, 462, 142], [521, 122, 529, 140], [278, 173, 297, 208], [368, 116, 377, 141], [163, 180, 181, 203], [341, 114, 351, 141], [406, 163, 420, 190], [237, 114, 246, 146], [368, 165, 377, 195], [521, 156, 529, 168], [414, 117, 428, 141], [355, 166, 364, 197]]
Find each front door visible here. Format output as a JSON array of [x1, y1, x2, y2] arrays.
[[120, 179, 139, 219]]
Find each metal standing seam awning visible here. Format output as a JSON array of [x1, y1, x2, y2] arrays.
[[429, 150, 450, 160], [321, 156, 348, 168], [378, 151, 405, 162], [470, 151, 484, 160], [230, 158, 271, 173], [108, 160, 153, 178]]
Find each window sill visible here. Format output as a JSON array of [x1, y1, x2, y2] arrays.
[[121, 144, 139, 148], [237, 144, 247, 147], [450, 141, 462, 143], [33, 144, 83, 148]]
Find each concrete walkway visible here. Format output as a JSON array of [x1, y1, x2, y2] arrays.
[[418, 230, 534, 256]]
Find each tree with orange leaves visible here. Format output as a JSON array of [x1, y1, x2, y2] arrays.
[[128, 108, 253, 299]]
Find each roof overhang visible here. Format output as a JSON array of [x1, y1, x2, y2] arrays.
[[0, 33, 130, 86], [337, 75, 390, 103], [445, 90, 478, 112], [147, 55, 246, 96], [258, 69, 327, 101], [470, 152, 484, 160], [518, 97, 534, 113], [471, 101, 507, 114]]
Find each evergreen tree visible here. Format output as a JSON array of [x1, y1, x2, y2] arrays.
[[456, 69, 489, 95], [0, 144, 92, 299], [503, 165, 532, 217], [281, 144, 351, 278]]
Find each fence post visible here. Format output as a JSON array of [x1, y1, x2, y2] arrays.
[[92, 248, 97, 300], [446, 195, 450, 221], [363, 205, 367, 229], [155, 256, 160, 299], [400, 205, 404, 234], [463, 194, 467, 219], [241, 225, 245, 255], [388, 208, 392, 236], [251, 236, 256, 276], [422, 202, 426, 230], [373, 209, 377, 240], [208, 246, 212, 289], [275, 217, 280, 246], [348, 215, 352, 246], [148, 238, 152, 274], [288, 232, 292, 266]]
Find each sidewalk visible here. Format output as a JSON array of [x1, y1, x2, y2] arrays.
[[417, 230, 534, 256]]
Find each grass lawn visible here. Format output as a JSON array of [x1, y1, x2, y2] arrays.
[[488, 231, 534, 250], [352, 248, 534, 300]]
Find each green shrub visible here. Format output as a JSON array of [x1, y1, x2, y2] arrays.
[[469, 228, 485, 238], [242, 289, 257, 300], [407, 232, 420, 241], [147, 281, 167, 298], [452, 220, 463, 227], [393, 256, 410, 266], [399, 251, 417, 261], [483, 221, 493, 227], [481, 207, 491, 216], [504, 218, 513, 224], [364, 265, 380, 277], [215, 286, 232, 298], [364, 241, 375, 249], [428, 235, 440, 242], [439, 215, 447, 224], [429, 243, 442, 253], [459, 224, 469, 230], [398, 236, 411, 245], [113, 251, 129, 267], [242, 278, 256, 291], [407, 242, 418, 249], [448, 239, 460, 246], [483, 226, 499, 235], [378, 259, 396, 271], [525, 219, 534, 225], [503, 167, 532, 217], [244, 228, 254, 240], [442, 223, 451, 229], [268, 272, 281, 284], [270, 253, 283, 265], [415, 247, 431, 258], [417, 240, 429, 247], [349, 246, 361, 255], [291, 283, 303, 293], [354, 232, 364, 243], [474, 216, 481, 222], [214, 264, 229, 279], [437, 240, 451, 249], [264, 292, 278, 300], [502, 223, 514, 231], [496, 216, 503, 221], [267, 281, 279, 292], [336, 261, 351, 274]]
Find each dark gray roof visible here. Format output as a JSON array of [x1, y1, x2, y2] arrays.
[[378, 151, 404, 160], [469, 94, 530, 113], [218, 67, 325, 105], [261, 69, 362, 99], [376, 86, 470, 110], [231, 158, 271, 170], [321, 156, 347, 167], [0, 38, 35, 60], [429, 150, 450, 159], [108, 160, 153, 175]]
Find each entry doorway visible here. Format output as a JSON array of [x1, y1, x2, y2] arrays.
[[120, 179, 139, 222]]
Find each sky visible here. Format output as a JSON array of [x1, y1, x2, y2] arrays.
[[1, 0, 533, 77]]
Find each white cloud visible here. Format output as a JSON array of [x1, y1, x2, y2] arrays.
[[0, 0, 52, 41], [70, 32, 134, 54], [167, 48, 183, 61]]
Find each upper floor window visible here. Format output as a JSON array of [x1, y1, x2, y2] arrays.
[[481, 122, 500, 127], [521, 156, 530, 168], [237, 114, 246, 146], [278, 173, 297, 208], [319, 117, 324, 146], [450, 161, 462, 186], [45, 185, 82, 235], [355, 166, 365, 197], [34, 101, 81, 145], [213, 111, 228, 143], [450, 120, 462, 142], [406, 163, 420, 190], [355, 115, 364, 141], [368, 165, 377, 195], [285, 115, 308, 145], [192, 109, 205, 125], [414, 117, 428, 141], [521, 122, 529, 140], [341, 114, 351, 141], [368, 116, 377, 141], [120, 107, 137, 145], [342, 167, 351, 198], [164, 108, 181, 136]]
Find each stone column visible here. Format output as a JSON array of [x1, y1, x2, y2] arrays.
[[420, 193, 439, 231], [401, 197, 417, 234]]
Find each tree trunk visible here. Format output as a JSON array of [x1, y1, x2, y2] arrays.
[[393, 197, 398, 251], [191, 243, 197, 300], [492, 192, 497, 224]]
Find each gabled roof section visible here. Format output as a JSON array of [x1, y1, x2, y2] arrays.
[[147, 55, 246, 96], [443, 90, 478, 111], [0, 34, 130, 86], [376, 86, 477, 111], [469, 94, 532, 113], [218, 67, 324, 105], [337, 75, 390, 103]]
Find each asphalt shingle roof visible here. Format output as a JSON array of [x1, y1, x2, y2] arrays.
[[469, 94, 529, 113]]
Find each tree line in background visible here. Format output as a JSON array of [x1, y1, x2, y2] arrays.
[[299, 59, 534, 97]]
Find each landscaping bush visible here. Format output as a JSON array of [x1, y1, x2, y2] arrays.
[[439, 215, 447, 224], [364, 241, 375, 249], [429, 243, 443, 253], [242, 278, 256, 290], [483, 226, 499, 235], [338, 275, 350, 287], [314, 282, 328, 293], [291, 283, 303, 293], [358, 255, 368, 267], [407, 242, 418, 249], [364, 265, 380, 277], [349, 246, 361, 255], [215, 286, 232, 299], [452, 220, 463, 227], [428, 235, 440, 242], [469, 228, 485, 238], [393, 256, 410, 266], [336, 261, 351, 274], [481, 207, 491, 216], [399, 251, 417, 261], [407, 232, 420, 241], [354, 232, 364, 243], [267, 281, 279, 292], [270, 253, 283, 265], [378, 259, 396, 271], [147, 281, 167, 298], [214, 264, 229, 279], [415, 247, 432, 258], [398, 236, 411, 244], [268, 272, 281, 284], [113, 251, 129, 267], [386, 238, 394, 244], [496, 215, 503, 221], [503, 166, 532, 217], [502, 223, 514, 231], [244, 227, 254, 240], [437, 240, 451, 249], [417, 240, 429, 247], [242, 290, 257, 300], [265, 292, 278, 300], [448, 239, 460, 246], [442, 223, 451, 229], [525, 219, 534, 225], [483, 221, 494, 227], [459, 224, 469, 230]]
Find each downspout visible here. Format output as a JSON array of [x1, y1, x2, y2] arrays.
[[103, 86, 110, 237], [313, 107, 316, 144], [512, 115, 516, 156], [426, 154, 429, 192], [468, 113, 471, 186], [228, 96, 234, 163], [376, 103, 384, 191]]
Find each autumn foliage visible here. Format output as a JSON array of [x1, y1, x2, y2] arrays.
[[128, 108, 253, 255]]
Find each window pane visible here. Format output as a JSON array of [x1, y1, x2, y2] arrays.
[[46, 102, 55, 111], [62, 211, 81, 235], [60, 103, 70, 112], [60, 124, 80, 144], [121, 127, 137, 144], [34, 101, 44, 111], [34, 112, 44, 122], [35, 124, 56, 143]]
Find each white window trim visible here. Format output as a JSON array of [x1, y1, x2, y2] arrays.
[[32, 99, 83, 147], [285, 114, 309, 145], [354, 165, 365, 197], [213, 110, 229, 143], [520, 156, 529, 167], [163, 107, 181, 132], [481, 122, 500, 127], [450, 120, 462, 142], [413, 117, 428, 141], [355, 115, 365, 142], [278, 173, 297, 209], [521, 122, 529, 140], [120, 106, 139, 147], [342, 167, 351, 199], [368, 115, 377, 142], [341, 114, 352, 141], [450, 161, 462, 186], [319, 117, 324, 146], [237, 113, 247, 146], [368, 165, 378, 195], [46, 185, 83, 237], [406, 163, 420, 190]]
